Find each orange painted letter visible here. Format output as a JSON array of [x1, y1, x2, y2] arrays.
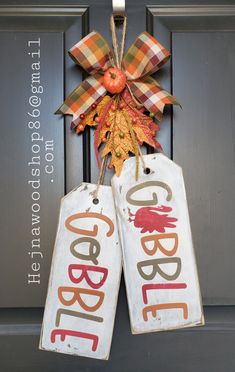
[[141, 233, 178, 256], [143, 303, 188, 321], [65, 212, 114, 237], [58, 286, 104, 312]]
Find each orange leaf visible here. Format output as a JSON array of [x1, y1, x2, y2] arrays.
[[120, 89, 160, 148]]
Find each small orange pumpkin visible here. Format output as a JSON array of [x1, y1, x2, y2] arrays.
[[103, 67, 126, 94]]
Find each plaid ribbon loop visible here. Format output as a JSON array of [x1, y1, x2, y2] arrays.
[[57, 30, 178, 127], [122, 32, 170, 81], [69, 31, 113, 75]]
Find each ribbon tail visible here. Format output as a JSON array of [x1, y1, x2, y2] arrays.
[[129, 77, 179, 122], [56, 74, 106, 128]]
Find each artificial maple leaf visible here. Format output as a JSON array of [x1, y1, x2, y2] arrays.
[[97, 113, 112, 147], [120, 89, 162, 149], [94, 98, 114, 167], [102, 109, 137, 176], [76, 95, 111, 133]]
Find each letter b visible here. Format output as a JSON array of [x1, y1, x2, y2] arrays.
[[137, 258, 181, 281]]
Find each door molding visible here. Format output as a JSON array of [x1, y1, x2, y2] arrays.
[[0, 6, 87, 15], [147, 5, 235, 32], [0, 5, 88, 31], [148, 5, 235, 17]]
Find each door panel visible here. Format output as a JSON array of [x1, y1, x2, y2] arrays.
[[148, 5, 235, 305], [1, 306, 235, 372], [0, 7, 88, 307], [173, 32, 235, 304], [0, 31, 64, 307], [1, 2, 235, 372]]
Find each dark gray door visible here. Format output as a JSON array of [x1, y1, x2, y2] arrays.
[[1, 1, 235, 371]]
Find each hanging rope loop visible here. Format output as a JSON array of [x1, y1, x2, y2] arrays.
[[110, 14, 127, 68], [93, 14, 128, 199]]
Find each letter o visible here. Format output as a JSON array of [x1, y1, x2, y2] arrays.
[[45, 152, 54, 162], [32, 203, 40, 213], [32, 144, 40, 154], [32, 191, 40, 201]]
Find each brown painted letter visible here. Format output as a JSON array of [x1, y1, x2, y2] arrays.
[[55, 308, 103, 327], [137, 258, 181, 281], [126, 181, 172, 206], [70, 238, 100, 265]]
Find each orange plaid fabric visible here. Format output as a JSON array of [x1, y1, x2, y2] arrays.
[[129, 77, 179, 121], [57, 30, 178, 128], [122, 32, 170, 80], [57, 74, 106, 127], [69, 31, 113, 75]]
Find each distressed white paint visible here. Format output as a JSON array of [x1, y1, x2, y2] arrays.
[[112, 153, 204, 334], [39, 183, 122, 359]]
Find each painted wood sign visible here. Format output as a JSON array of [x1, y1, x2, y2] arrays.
[[112, 153, 204, 334], [39, 183, 122, 359]]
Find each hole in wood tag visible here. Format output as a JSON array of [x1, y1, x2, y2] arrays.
[[93, 198, 99, 205], [144, 167, 151, 175]]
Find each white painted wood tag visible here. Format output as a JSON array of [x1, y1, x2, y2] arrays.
[[39, 183, 122, 359], [112, 153, 204, 334]]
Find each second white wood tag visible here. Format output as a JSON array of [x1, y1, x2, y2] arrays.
[[112, 153, 204, 334]]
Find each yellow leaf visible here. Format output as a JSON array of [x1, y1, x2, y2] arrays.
[[76, 95, 111, 133], [102, 109, 136, 176]]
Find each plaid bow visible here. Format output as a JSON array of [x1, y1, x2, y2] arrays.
[[57, 30, 178, 127]]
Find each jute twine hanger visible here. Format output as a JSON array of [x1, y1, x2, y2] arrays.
[[92, 13, 149, 202]]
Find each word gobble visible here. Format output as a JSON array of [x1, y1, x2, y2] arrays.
[[112, 153, 204, 334], [40, 184, 122, 359]]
